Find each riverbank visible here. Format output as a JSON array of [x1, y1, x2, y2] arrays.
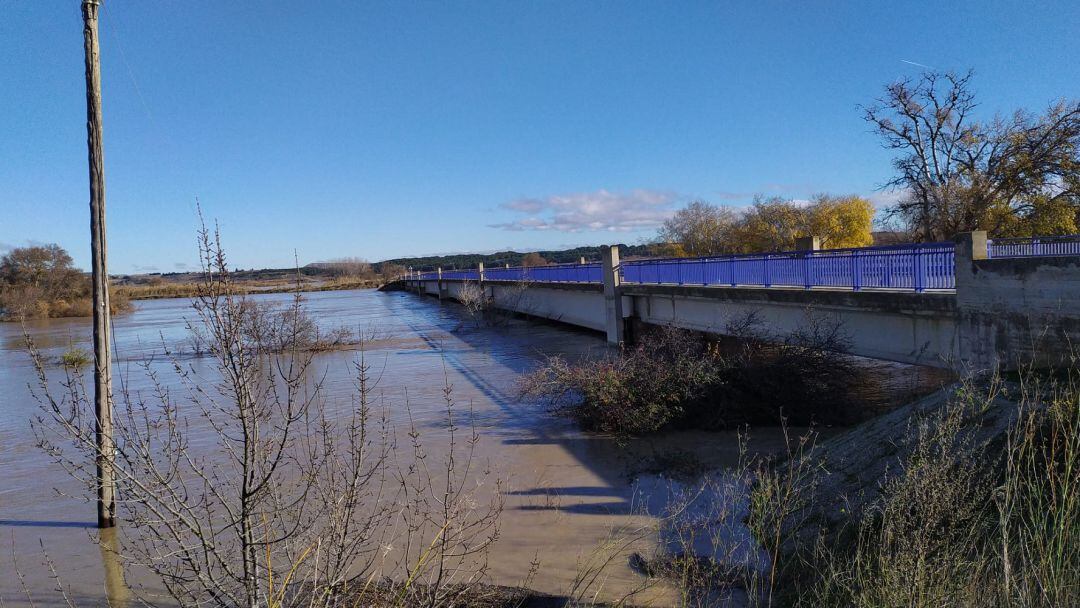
[[115, 277, 384, 300], [0, 278, 385, 321]]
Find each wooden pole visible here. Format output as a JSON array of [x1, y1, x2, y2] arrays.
[[82, 0, 116, 529]]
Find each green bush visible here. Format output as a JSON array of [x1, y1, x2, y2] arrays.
[[59, 347, 91, 369]]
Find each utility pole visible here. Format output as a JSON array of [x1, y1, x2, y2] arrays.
[[82, 0, 116, 529]]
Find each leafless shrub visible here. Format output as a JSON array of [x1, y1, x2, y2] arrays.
[[321, 257, 376, 279], [456, 281, 490, 328], [27, 221, 502, 607], [520, 320, 866, 437], [453, 279, 538, 330]]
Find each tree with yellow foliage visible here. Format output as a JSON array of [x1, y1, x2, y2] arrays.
[[807, 194, 875, 249], [728, 197, 807, 253], [656, 195, 875, 256]]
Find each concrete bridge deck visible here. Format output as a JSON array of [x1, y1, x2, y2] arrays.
[[393, 232, 1080, 371]]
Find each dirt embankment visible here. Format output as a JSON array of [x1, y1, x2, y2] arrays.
[[779, 383, 1021, 550]]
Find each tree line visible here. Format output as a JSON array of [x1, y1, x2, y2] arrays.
[[655, 195, 876, 257], [0, 244, 129, 320]]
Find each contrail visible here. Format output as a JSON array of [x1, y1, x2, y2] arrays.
[[901, 59, 936, 70]]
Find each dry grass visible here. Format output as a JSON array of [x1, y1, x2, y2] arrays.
[[632, 368, 1080, 607], [116, 277, 384, 300]]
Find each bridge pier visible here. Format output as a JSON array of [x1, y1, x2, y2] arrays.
[[601, 245, 626, 345]]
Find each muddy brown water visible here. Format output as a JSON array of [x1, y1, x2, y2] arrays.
[[1, 289, 806, 606]]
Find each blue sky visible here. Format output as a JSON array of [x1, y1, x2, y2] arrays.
[[2, 1, 1078, 273]]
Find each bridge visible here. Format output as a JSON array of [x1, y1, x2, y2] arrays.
[[395, 232, 1080, 371]]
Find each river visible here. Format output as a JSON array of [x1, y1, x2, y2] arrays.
[[1, 289, 795, 606]]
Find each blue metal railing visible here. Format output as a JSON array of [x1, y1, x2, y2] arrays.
[[620, 242, 955, 292], [439, 269, 479, 281], [988, 235, 1080, 258], [484, 262, 602, 283], [414, 262, 601, 283], [409, 234, 1080, 292]]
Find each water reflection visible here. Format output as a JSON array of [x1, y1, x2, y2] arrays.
[[99, 527, 132, 608]]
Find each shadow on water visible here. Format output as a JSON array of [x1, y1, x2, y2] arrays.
[[0, 520, 98, 529], [392, 292, 757, 517]]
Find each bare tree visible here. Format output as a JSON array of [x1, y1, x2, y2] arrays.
[[520, 253, 548, 267], [28, 221, 501, 607], [864, 70, 1080, 240], [321, 257, 376, 279], [379, 263, 408, 282], [658, 201, 738, 257]]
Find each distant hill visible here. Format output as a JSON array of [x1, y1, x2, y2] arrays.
[[373, 244, 655, 272]]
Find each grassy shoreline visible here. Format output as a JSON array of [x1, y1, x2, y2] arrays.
[[0, 279, 384, 321], [116, 277, 384, 301]]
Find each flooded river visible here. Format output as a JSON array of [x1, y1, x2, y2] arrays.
[[1, 289, 794, 606]]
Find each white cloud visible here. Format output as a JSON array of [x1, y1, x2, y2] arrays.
[[868, 188, 909, 209], [490, 188, 678, 233]]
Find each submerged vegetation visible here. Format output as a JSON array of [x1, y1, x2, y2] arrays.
[[521, 321, 868, 437], [26, 226, 504, 607], [18, 237, 1080, 606], [519, 317, 1078, 606], [58, 346, 91, 369]]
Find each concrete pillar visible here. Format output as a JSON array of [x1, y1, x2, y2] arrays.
[[601, 245, 624, 345], [954, 231, 988, 263], [579, 256, 586, 265], [436, 267, 444, 300], [795, 236, 821, 251], [954, 231, 989, 295], [478, 262, 485, 283]]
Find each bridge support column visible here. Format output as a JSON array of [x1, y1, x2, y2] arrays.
[[795, 236, 821, 251], [437, 267, 444, 300], [478, 262, 490, 299], [954, 231, 988, 267], [601, 245, 625, 345]]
